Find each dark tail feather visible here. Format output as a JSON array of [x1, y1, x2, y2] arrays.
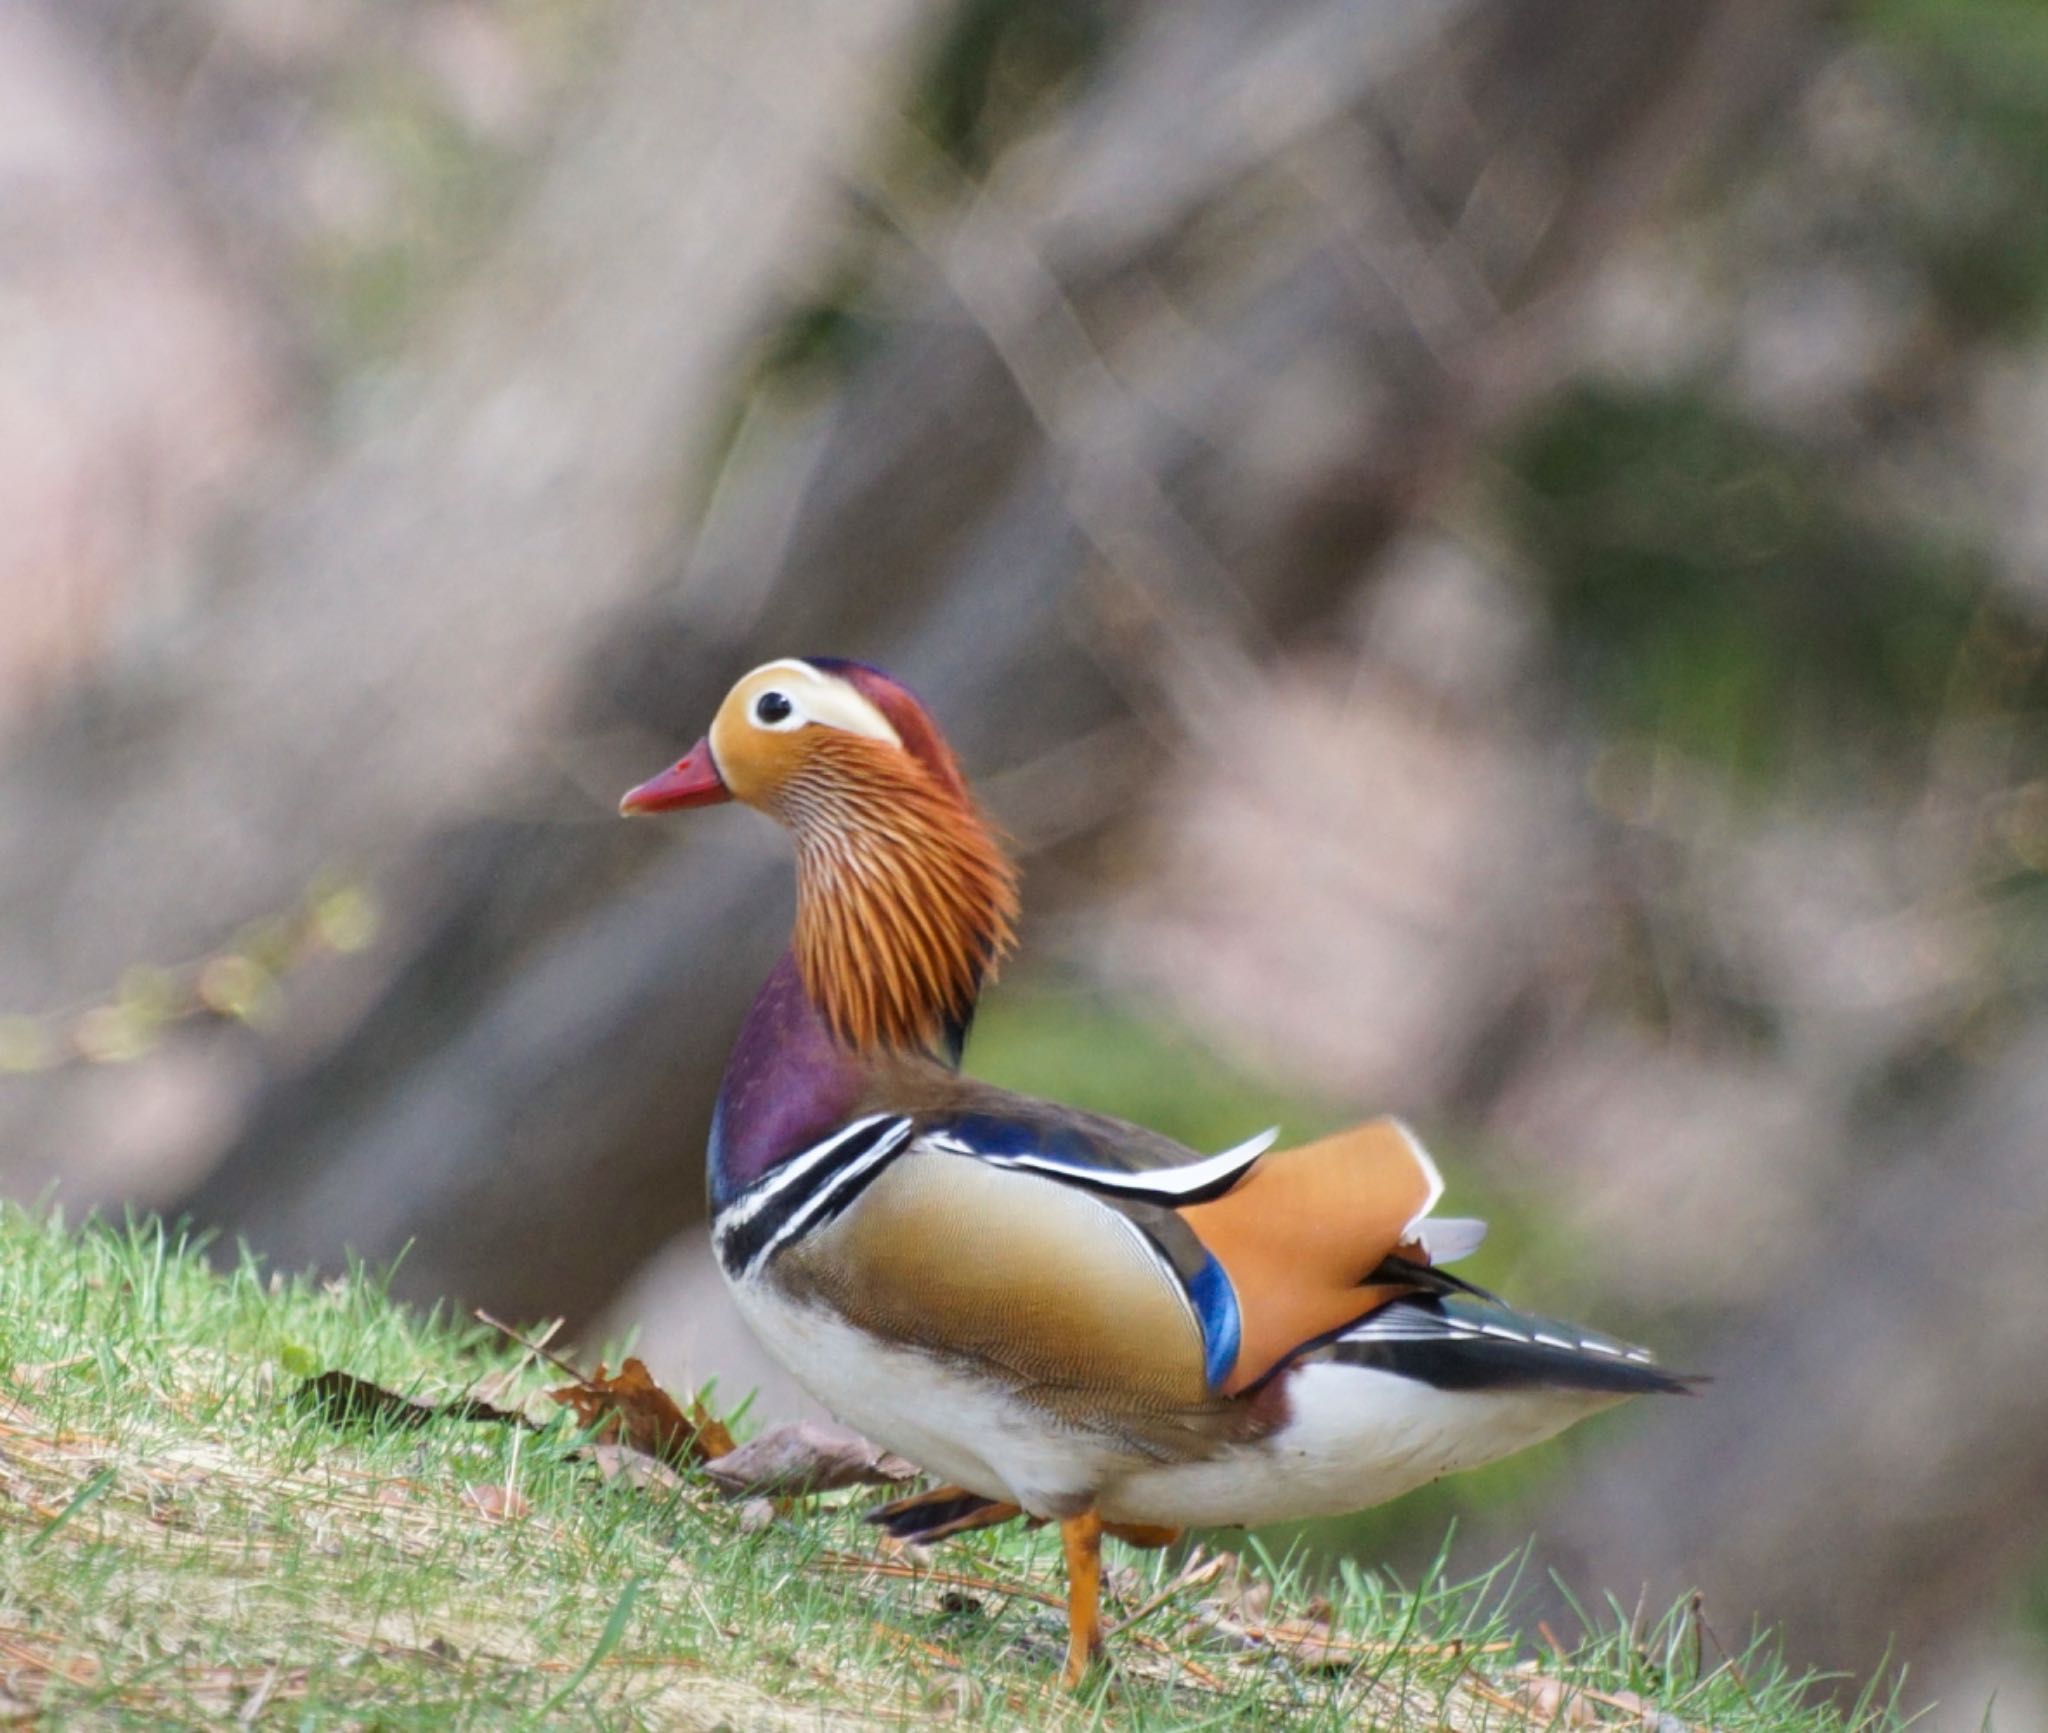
[[1322, 1292, 1703, 1396]]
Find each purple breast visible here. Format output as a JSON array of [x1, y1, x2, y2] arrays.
[[707, 952, 867, 1207]]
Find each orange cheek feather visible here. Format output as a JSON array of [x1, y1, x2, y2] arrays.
[[707, 711, 812, 808]]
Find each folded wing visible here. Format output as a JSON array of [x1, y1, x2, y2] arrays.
[[1179, 1117, 1453, 1394], [780, 1101, 1495, 1418]]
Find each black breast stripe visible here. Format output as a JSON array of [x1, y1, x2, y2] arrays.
[[714, 1117, 913, 1279]]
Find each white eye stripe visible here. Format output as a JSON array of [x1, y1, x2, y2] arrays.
[[738, 659, 902, 746]]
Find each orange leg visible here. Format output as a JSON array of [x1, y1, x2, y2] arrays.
[[1058, 1510, 1105, 1689]]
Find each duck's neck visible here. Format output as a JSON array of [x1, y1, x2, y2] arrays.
[[708, 954, 867, 1209], [709, 755, 1017, 1205], [784, 746, 1018, 1055]]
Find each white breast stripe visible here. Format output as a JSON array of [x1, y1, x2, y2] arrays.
[[954, 1126, 1278, 1200], [737, 1120, 914, 1278], [717, 1113, 904, 1235]]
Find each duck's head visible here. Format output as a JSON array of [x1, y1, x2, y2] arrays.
[[621, 658, 1016, 1055], [618, 657, 972, 818]]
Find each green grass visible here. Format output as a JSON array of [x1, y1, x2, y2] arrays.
[[0, 1208, 1910, 1730]]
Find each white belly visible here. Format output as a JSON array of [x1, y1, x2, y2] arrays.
[[726, 1277, 1132, 1517], [1103, 1362, 1619, 1529], [729, 1273, 1622, 1531]]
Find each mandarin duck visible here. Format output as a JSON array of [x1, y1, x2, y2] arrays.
[[621, 657, 1686, 1688]]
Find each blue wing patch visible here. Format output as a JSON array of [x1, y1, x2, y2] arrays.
[[1184, 1252, 1242, 1390], [933, 1111, 1094, 1164]]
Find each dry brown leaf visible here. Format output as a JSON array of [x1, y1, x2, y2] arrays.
[[1554, 1677, 1698, 1732], [701, 1421, 918, 1497], [1506, 1675, 1603, 1727], [1500, 1673, 1698, 1729], [548, 1357, 735, 1468], [458, 1483, 531, 1523], [1190, 1553, 1508, 1672], [296, 1371, 530, 1431], [569, 1442, 690, 1494]]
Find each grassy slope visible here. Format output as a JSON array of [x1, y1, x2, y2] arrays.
[[0, 1208, 1909, 1731]]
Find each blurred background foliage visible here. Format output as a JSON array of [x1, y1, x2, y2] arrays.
[[4, 1, 2048, 1727]]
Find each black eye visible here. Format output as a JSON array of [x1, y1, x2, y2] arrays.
[[754, 691, 793, 725]]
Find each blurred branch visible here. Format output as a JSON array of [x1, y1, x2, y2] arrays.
[[0, 0, 1822, 1327], [1507, 1022, 2048, 1688], [0, 0, 939, 1185], [157, 0, 1819, 1327]]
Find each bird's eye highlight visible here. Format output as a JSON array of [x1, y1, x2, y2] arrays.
[[754, 691, 794, 726]]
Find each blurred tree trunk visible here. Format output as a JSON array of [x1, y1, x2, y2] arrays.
[[16, 0, 2034, 1699], [0, 0, 1816, 1322], [167, 0, 1814, 1322], [0, 0, 940, 1182], [1506, 1028, 2048, 1693]]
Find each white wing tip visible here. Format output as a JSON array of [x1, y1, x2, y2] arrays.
[[1225, 1126, 1281, 1163], [1412, 1216, 1487, 1264], [1386, 1116, 1445, 1235]]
